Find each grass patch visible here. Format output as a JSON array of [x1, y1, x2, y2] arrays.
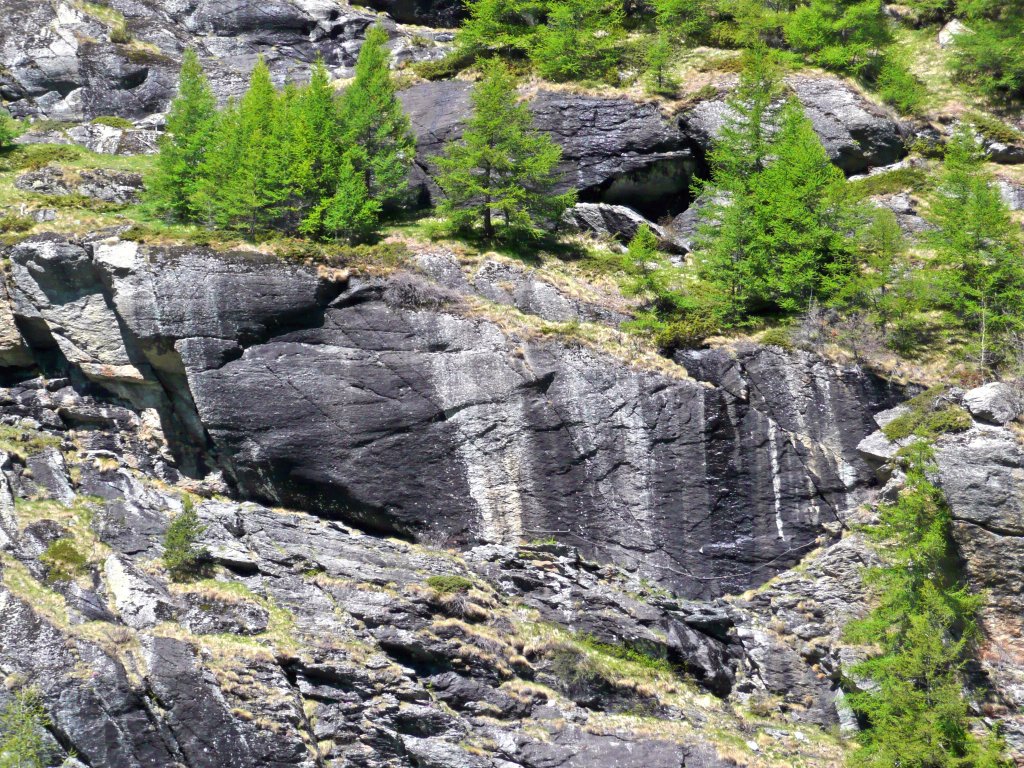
[[882, 386, 973, 441], [91, 116, 135, 130], [40, 538, 89, 582], [0, 425, 62, 460], [424, 574, 476, 594], [849, 166, 931, 199]]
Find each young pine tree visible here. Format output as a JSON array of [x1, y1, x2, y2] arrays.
[[783, 0, 890, 76], [338, 26, 416, 211], [0, 109, 17, 148], [952, 0, 1024, 104], [653, 0, 712, 42], [645, 33, 680, 96], [925, 124, 1024, 371], [163, 497, 209, 582], [436, 60, 575, 240], [148, 49, 217, 221], [292, 59, 346, 234], [456, 0, 544, 59]]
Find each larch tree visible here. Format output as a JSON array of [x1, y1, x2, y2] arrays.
[[338, 26, 416, 210], [147, 49, 217, 221], [435, 60, 574, 239], [925, 124, 1024, 371]]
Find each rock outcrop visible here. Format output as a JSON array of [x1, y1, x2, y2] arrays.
[[2, 235, 901, 602], [0, 392, 845, 767]]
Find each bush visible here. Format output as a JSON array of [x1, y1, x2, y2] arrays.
[[758, 327, 793, 350], [40, 539, 88, 582], [881, 387, 973, 442], [0, 689, 53, 768], [0, 215, 36, 234], [163, 497, 209, 581], [0, 109, 18, 148], [875, 53, 928, 115], [110, 20, 132, 44], [424, 574, 476, 594]]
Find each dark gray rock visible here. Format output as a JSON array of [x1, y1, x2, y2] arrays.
[[355, 0, 466, 26], [14, 167, 144, 204], [561, 202, 670, 248]]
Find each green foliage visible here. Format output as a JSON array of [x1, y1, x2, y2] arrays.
[[875, 50, 928, 115], [694, 53, 856, 323], [436, 60, 574, 240], [0, 689, 52, 768], [783, 0, 890, 76], [163, 497, 209, 582], [147, 49, 217, 222], [109, 19, 132, 44], [844, 443, 1005, 768], [848, 166, 930, 199], [619, 225, 719, 350], [759, 326, 793, 350], [0, 215, 35, 234], [0, 109, 18, 148], [532, 0, 625, 82], [40, 539, 88, 582], [924, 125, 1024, 371], [575, 633, 674, 674], [337, 27, 416, 212], [150, 30, 414, 243], [644, 32, 680, 95], [951, 3, 1024, 104], [653, 0, 713, 42], [0, 145, 81, 173], [457, 0, 625, 82], [424, 574, 476, 594]]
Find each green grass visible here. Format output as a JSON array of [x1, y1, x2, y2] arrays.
[[424, 574, 476, 594], [849, 166, 932, 199], [882, 386, 973, 441], [91, 116, 135, 130], [0, 425, 62, 459]]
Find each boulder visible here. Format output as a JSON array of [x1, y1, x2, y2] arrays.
[[681, 74, 906, 175], [962, 382, 1024, 425], [998, 179, 1024, 211], [560, 202, 669, 247], [938, 18, 971, 47]]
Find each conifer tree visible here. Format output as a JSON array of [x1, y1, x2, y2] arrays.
[[292, 59, 343, 223], [201, 58, 288, 237], [338, 26, 415, 209], [784, 0, 890, 76], [457, 0, 544, 58], [653, 0, 712, 42], [435, 60, 575, 239], [148, 49, 217, 221], [925, 124, 1024, 370], [694, 54, 855, 321]]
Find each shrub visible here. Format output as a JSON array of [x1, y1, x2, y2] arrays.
[[163, 497, 209, 581], [881, 387, 973, 442], [758, 327, 793, 350], [0, 109, 18, 148], [0, 689, 53, 768], [424, 574, 476, 594], [0, 215, 36, 234], [875, 53, 928, 116], [109, 20, 132, 44], [40, 539, 88, 582]]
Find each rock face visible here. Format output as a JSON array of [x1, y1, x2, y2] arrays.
[[680, 75, 907, 175], [0, 397, 844, 767], [560, 202, 672, 248], [0, 0, 448, 120], [2, 235, 900, 602], [400, 82, 700, 216]]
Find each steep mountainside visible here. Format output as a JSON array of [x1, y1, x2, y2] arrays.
[[3, 0, 1024, 767]]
